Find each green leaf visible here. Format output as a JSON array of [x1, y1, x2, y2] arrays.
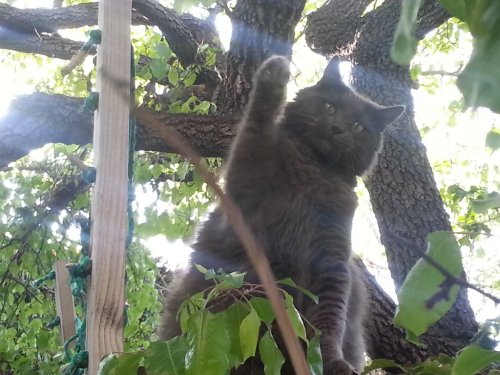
[[471, 191, 500, 214], [144, 338, 188, 375], [73, 192, 89, 209], [249, 297, 275, 325], [184, 71, 197, 87], [151, 163, 163, 179], [284, 293, 307, 341], [221, 301, 250, 368], [361, 359, 405, 375], [185, 310, 231, 375], [413, 357, 452, 375], [150, 58, 168, 80], [179, 292, 206, 333], [278, 277, 318, 303], [259, 330, 285, 375], [197, 101, 211, 111], [218, 271, 246, 289], [391, 0, 422, 64], [486, 129, 500, 152], [168, 67, 180, 86], [306, 334, 323, 375], [438, 0, 467, 21], [239, 308, 261, 361], [155, 42, 172, 60], [177, 161, 191, 181], [36, 330, 51, 351], [455, 2, 500, 113], [194, 263, 208, 274], [394, 231, 461, 339], [452, 345, 500, 375], [98, 352, 143, 375]]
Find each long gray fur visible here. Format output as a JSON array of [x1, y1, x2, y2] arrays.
[[159, 56, 404, 375]]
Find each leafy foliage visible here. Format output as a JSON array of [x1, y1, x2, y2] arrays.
[[393, 0, 500, 114], [0, 144, 204, 373], [394, 232, 461, 343], [391, 0, 422, 65], [99, 269, 322, 375]]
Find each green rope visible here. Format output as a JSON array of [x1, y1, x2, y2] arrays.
[[127, 45, 137, 247], [62, 318, 87, 374], [83, 92, 99, 112], [78, 216, 91, 256], [89, 30, 102, 45], [67, 256, 91, 300], [32, 270, 55, 288], [47, 316, 61, 329], [80, 29, 102, 54]]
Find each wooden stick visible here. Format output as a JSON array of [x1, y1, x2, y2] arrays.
[[53, 260, 76, 345], [136, 109, 311, 375], [86, 1, 132, 374]]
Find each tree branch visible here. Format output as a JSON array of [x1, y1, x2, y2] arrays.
[[0, 92, 238, 168], [131, 0, 198, 67], [0, 28, 87, 60], [0, 2, 148, 34], [305, 0, 372, 56], [305, 0, 449, 60], [0, 1, 221, 87]]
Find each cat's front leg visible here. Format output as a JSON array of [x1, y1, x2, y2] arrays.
[[305, 260, 358, 375], [245, 55, 290, 124]]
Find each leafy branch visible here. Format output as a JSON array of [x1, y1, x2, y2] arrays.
[[389, 231, 500, 307]]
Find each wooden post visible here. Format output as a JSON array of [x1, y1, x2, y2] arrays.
[[86, 1, 132, 374], [53, 260, 76, 345]]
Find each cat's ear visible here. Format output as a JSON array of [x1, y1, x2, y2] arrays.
[[376, 105, 405, 130], [319, 56, 343, 86]]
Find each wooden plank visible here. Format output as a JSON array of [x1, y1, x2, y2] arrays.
[[86, 1, 133, 374], [53, 260, 76, 346]]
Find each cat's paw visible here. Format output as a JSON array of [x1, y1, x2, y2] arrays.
[[324, 359, 358, 375], [254, 55, 290, 94]]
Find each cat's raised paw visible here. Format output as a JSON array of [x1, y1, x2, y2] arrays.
[[255, 55, 290, 90]]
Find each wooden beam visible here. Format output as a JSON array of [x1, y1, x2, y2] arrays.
[[53, 260, 76, 346], [86, 0, 132, 374]]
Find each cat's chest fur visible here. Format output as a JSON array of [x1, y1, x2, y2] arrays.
[[223, 135, 358, 267]]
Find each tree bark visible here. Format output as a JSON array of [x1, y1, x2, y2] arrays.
[[215, 0, 306, 112], [306, 0, 478, 362], [0, 93, 237, 169]]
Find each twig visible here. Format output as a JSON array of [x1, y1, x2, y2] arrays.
[[421, 252, 500, 305], [388, 231, 500, 305], [216, 0, 232, 16], [136, 108, 311, 375], [419, 66, 462, 77], [67, 154, 91, 172], [5, 274, 43, 304]]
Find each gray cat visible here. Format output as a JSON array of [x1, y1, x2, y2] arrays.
[[159, 56, 405, 374]]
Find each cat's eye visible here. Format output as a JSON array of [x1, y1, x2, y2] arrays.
[[324, 102, 336, 114], [351, 122, 364, 133]]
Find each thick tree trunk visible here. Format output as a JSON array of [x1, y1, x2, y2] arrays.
[[306, 0, 478, 362], [216, 0, 306, 113]]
